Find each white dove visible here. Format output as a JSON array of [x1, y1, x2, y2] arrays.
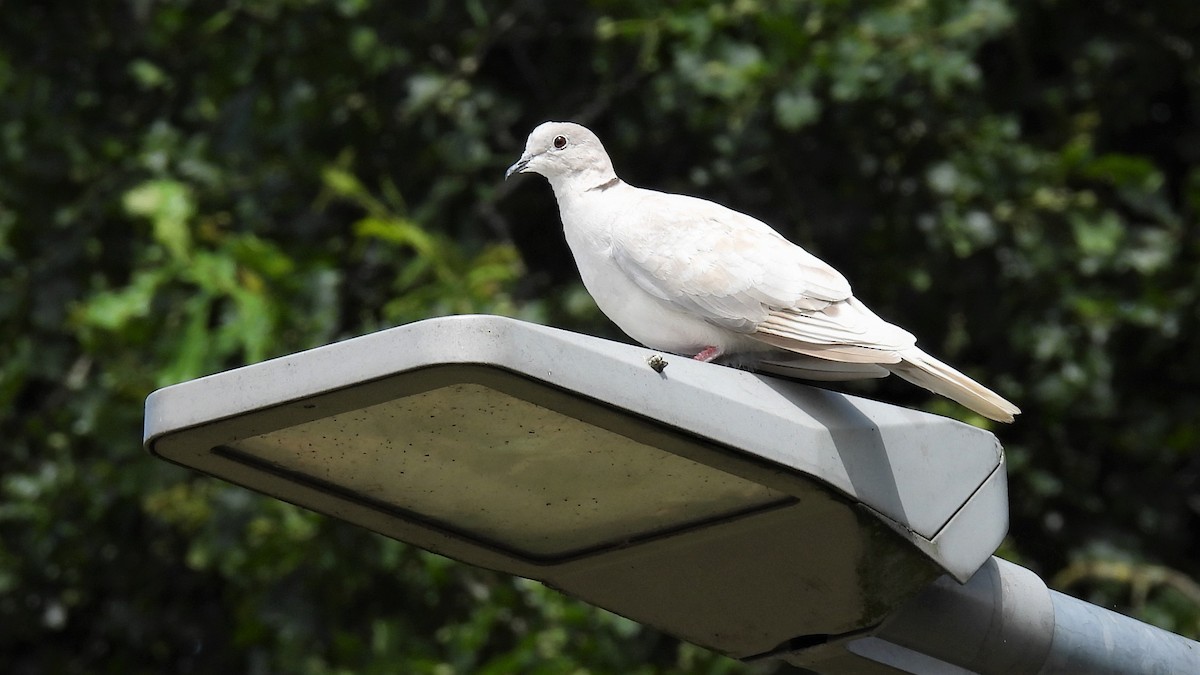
[[506, 121, 1020, 423]]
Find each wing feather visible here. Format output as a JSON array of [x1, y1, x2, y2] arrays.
[[609, 190, 850, 333], [607, 188, 921, 365]]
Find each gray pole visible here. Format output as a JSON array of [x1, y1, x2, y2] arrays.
[[780, 556, 1200, 673], [1038, 589, 1199, 674]]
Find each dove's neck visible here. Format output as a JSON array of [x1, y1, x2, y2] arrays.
[[550, 172, 624, 227], [547, 166, 628, 256], [546, 161, 621, 200]]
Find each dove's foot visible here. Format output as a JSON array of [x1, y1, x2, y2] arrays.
[[693, 346, 722, 362]]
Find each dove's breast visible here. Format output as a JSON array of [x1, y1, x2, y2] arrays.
[[556, 186, 762, 357]]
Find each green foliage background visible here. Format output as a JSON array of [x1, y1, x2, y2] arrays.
[[3, 0, 1199, 672]]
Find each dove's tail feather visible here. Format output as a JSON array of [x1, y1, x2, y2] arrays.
[[888, 349, 1020, 423]]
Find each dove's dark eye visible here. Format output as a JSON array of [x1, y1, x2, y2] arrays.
[[552, 135, 568, 150]]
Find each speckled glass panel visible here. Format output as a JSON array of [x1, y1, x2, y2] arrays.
[[225, 383, 786, 557]]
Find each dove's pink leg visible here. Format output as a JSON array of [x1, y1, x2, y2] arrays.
[[693, 346, 723, 362]]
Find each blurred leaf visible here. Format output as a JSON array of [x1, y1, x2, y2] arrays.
[[123, 179, 195, 261]]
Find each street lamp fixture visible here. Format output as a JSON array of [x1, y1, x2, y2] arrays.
[[145, 315, 1006, 661]]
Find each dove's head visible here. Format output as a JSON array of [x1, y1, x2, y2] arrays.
[[506, 122, 618, 190]]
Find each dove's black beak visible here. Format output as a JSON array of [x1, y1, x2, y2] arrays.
[[505, 156, 530, 179]]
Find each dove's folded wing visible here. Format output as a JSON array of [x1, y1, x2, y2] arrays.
[[610, 191, 852, 331], [609, 190, 914, 361]]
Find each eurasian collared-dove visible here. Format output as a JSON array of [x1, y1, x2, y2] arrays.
[[506, 121, 1020, 422]]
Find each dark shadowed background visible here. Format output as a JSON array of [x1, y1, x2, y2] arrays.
[[2, 1, 1198, 672]]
